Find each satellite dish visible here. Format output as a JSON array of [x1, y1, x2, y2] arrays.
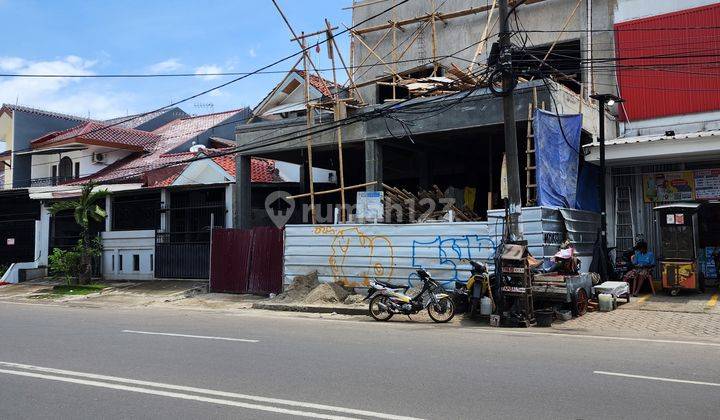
[[189, 144, 207, 153]]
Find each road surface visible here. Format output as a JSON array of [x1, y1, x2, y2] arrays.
[[0, 302, 718, 419]]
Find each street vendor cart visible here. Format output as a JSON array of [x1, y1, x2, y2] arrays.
[[654, 203, 704, 295], [532, 273, 593, 316]]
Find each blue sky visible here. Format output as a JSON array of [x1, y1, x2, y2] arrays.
[[0, 0, 351, 119]]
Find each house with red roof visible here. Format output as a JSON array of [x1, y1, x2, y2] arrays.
[[0, 105, 190, 283], [9, 107, 335, 283]]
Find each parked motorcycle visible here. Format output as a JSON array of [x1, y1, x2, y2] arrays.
[[464, 259, 495, 317], [365, 269, 456, 323]]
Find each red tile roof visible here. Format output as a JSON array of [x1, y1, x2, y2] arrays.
[[61, 109, 287, 188], [294, 70, 338, 98], [150, 109, 247, 155], [31, 122, 160, 152]]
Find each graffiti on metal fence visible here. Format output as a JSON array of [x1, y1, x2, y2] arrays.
[[409, 235, 497, 285], [313, 226, 395, 286]]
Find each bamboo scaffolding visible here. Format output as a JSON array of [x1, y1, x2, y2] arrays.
[[285, 181, 378, 200], [325, 19, 347, 223], [302, 37, 317, 223], [467, 0, 498, 74], [354, 0, 546, 35], [529, 0, 582, 82]]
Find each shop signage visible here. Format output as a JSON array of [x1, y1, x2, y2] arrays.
[[643, 168, 720, 202], [643, 171, 695, 203], [356, 191, 384, 222], [694, 169, 720, 200]]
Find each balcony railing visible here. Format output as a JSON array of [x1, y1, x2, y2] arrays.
[[30, 176, 74, 187]]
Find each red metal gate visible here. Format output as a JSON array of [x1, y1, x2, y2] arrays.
[[209, 227, 283, 294]]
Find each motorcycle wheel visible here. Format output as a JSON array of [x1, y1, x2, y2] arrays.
[[369, 295, 394, 321], [428, 297, 455, 323]]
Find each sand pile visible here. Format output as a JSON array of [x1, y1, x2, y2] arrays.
[[302, 282, 350, 304], [342, 294, 366, 305], [271, 271, 320, 302]]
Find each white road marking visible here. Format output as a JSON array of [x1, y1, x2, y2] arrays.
[[122, 330, 259, 343], [0, 368, 357, 420], [594, 371, 720, 387], [0, 361, 423, 420], [470, 328, 720, 347]]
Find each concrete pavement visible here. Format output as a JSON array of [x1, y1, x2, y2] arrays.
[[1, 302, 719, 419]]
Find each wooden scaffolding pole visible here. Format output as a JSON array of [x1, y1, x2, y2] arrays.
[[354, 0, 546, 35], [467, 0, 498, 74], [429, 0, 437, 74], [285, 182, 378, 200], [301, 36, 317, 223], [348, 26, 401, 78], [329, 28, 364, 103], [529, 0, 582, 81], [325, 19, 347, 223]]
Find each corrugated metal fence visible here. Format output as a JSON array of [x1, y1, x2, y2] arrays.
[[284, 207, 599, 288], [209, 227, 283, 295]]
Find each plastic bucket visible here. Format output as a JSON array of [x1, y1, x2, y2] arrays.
[[534, 309, 554, 327]]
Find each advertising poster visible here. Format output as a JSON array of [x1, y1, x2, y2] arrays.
[[694, 168, 720, 200], [643, 171, 695, 203]]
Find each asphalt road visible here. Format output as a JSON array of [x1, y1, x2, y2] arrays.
[[0, 303, 718, 419]]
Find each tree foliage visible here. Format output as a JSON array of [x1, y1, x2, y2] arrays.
[[48, 182, 109, 285]]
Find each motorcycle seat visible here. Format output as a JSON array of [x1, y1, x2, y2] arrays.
[[375, 280, 409, 291]]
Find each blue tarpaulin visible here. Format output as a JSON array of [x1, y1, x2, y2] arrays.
[[533, 109, 583, 208], [576, 162, 601, 212]]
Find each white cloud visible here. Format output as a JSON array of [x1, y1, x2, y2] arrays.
[[0, 57, 27, 71], [195, 64, 222, 81], [0, 55, 134, 119], [148, 58, 182, 73], [248, 48, 257, 58]]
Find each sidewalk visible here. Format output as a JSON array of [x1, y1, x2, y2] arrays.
[[3, 281, 719, 341]]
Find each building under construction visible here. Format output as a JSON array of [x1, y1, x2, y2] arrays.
[[235, 0, 615, 228]]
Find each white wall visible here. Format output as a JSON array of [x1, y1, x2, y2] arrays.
[[101, 230, 155, 281], [274, 160, 336, 184], [31, 146, 132, 180], [614, 0, 716, 23]]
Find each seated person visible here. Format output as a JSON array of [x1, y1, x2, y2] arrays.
[[547, 246, 580, 275], [623, 240, 655, 295]]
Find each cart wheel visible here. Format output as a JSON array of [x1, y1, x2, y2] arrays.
[[572, 288, 589, 317], [670, 288, 680, 297]]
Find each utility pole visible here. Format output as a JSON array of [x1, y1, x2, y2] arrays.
[[498, 0, 523, 239]]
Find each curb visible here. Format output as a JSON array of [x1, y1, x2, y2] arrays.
[[252, 302, 367, 316]]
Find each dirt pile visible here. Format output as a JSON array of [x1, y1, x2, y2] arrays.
[[303, 282, 350, 304], [270, 271, 365, 306], [343, 294, 366, 305], [271, 271, 320, 303]]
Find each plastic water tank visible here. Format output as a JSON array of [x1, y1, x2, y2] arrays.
[[480, 296, 492, 315]]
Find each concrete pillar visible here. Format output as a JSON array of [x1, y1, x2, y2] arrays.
[[37, 204, 51, 266], [160, 189, 169, 232], [235, 154, 252, 229], [224, 183, 233, 228], [364, 139, 383, 191], [104, 195, 112, 232]]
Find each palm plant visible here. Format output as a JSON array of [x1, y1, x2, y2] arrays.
[[49, 182, 109, 285]]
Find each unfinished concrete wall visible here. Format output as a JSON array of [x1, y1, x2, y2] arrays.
[[351, 0, 617, 104]]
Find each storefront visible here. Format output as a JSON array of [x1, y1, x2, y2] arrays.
[[585, 131, 720, 290]]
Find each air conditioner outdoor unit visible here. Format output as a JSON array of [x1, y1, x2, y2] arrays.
[[92, 152, 107, 164]]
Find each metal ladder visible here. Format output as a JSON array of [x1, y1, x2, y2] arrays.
[[614, 185, 635, 252]]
